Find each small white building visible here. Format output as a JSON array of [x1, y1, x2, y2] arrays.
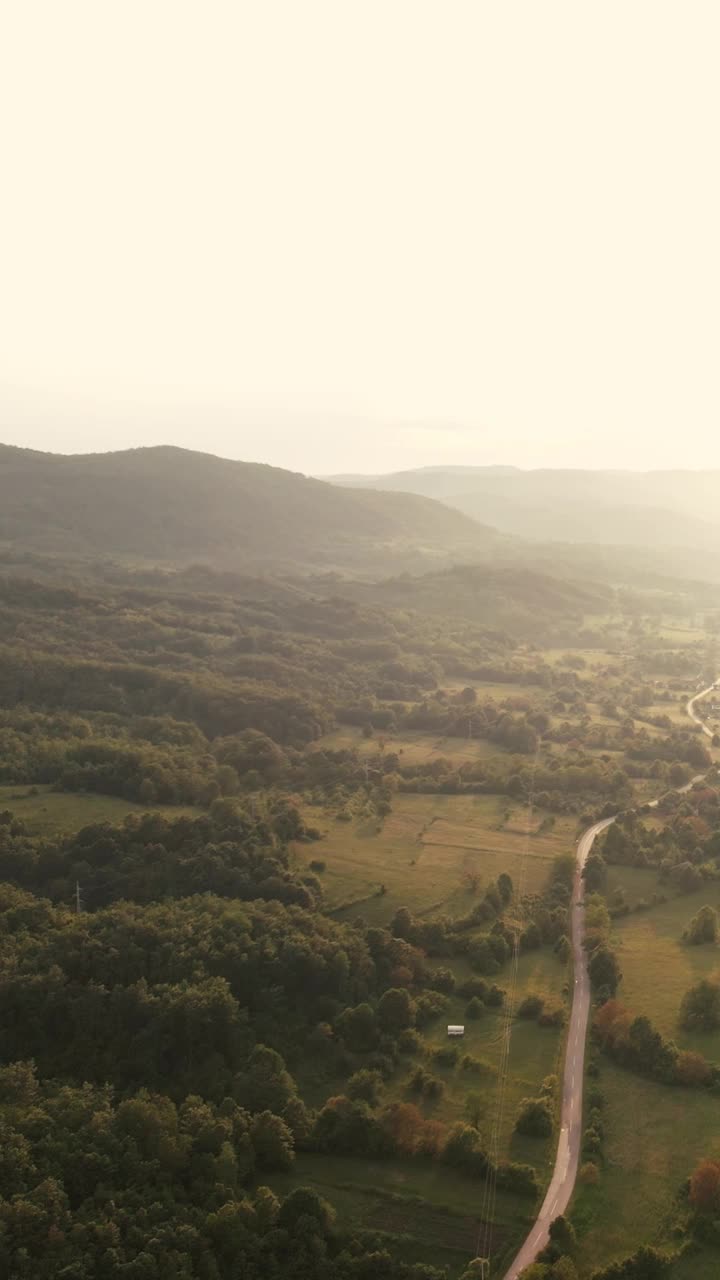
[[447, 1025, 465, 1037]]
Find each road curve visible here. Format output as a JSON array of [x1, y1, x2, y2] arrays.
[[688, 683, 717, 741], [501, 681, 717, 1280]]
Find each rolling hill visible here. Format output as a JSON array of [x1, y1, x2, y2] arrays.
[[327, 465, 720, 553], [0, 444, 503, 574]]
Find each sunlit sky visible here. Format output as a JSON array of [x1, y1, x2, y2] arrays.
[[2, 1, 719, 475]]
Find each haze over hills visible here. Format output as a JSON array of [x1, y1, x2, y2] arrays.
[[327, 465, 720, 553], [0, 444, 504, 575]]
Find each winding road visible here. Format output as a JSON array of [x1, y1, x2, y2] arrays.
[[501, 680, 717, 1280]]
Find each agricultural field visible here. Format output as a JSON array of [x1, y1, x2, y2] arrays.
[[292, 793, 578, 924]]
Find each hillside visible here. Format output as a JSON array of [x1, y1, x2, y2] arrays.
[[0, 444, 502, 573], [329, 562, 613, 641], [327, 465, 720, 554]]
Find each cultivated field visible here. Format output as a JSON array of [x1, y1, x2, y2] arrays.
[[293, 793, 578, 925]]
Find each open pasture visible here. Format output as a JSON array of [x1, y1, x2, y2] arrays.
[[294, 793, 577, 924]]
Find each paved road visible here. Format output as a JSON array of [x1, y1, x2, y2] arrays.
[[501, 680, 717, 1279], [687, 683, 717, 740]]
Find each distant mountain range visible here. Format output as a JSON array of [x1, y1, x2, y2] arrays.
[[0, 445, 504, 574], [326, 465, 720, 553]]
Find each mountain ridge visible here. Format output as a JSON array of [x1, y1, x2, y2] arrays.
[[0, 443, 503, 573]]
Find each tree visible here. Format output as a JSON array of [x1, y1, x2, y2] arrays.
[[497, 872, 513, 904], [277, 1186, 335, 1233], [583, 851, 607, 892], [675, 1049, 712, 1086], [465, 1092, 486, 1129], [515, 1097, 553, 1138], [548, 1215, 576, 1252], [335, 1002, 378, 1052], [379, 1101, 425, 1155], [683, 904, 718, 945], [249, 1111, 295, 1170], [377, 987, 415, 1032], [552, 1260, 579, 1280], [690, 1158, 720, 1211], [347, 1069, 383, 1106], [443, 1123, 490, 1175], [680, 979, 720, 1032], [234, 1045, 297, 1115], [588, 946, 621, 995]]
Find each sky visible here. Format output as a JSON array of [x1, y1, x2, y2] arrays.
[[2, 1, 720, 476]]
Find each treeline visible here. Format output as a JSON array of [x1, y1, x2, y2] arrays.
[[594, 782, 720, 888]]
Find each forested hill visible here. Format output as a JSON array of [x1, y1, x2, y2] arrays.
[[0, 444, 501, 573]]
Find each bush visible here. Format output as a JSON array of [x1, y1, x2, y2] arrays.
[[457, 976, 489, 1001], [465, 997, 485, 1020], [459, 1054, 488, 1074], [515, 1096, 553, 1137], [309, 859, 326, 873], [432, 1045, 459, 1069], [397, 1028, 422, 1055], [538, 1006, 565, 1028], [414, 991, 449, 1027], [517, 994, 544, 1019], [347, 1069, 384, 1106], [408, 1066, 444, 1099], [496, 1160, 539, 1197], [579, 1161, 600, 1185]]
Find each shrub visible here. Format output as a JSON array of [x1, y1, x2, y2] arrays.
[[397, 1028, 422, 1055], [538, 1006, 565, 1028], [459, 1054, 488, 1074], [517, 994, 544, 1019], [347, 1069, 384, 1106], [432, 1045, 459, 1069], [579, 1161, 600, 1185], [515, 1097, 553, 1137]]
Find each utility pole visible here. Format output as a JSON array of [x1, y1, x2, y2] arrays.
[[75, 881, 82, 915]]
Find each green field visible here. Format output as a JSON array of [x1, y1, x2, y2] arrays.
[[263, 1152, 536, 1277], [293, 793, 578, 925], [573, 1060, 720, 1275], [569, 876, 720, 1273], [0, 784, 201, 835]]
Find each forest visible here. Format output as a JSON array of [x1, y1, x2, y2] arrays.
[[0, 550, 716, 1280]]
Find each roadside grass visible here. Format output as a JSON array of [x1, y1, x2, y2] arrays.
[[261, 1151, 536, 1278], [0, 783, 201, 836], [572, 1061, 720, 1276], [293, 794, 576, 925]]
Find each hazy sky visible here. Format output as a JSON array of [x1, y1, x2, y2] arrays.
[[2, 1, 719, 475]]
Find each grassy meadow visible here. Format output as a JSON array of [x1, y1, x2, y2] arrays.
[[0, 783, 201, 836], [570, 876, 720, 1273], [292, 793, 578, 925]]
